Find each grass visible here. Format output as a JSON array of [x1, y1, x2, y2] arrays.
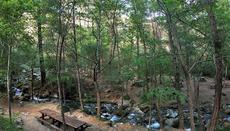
[[0, 116, 23, 131], [218, 126, 230, 131]]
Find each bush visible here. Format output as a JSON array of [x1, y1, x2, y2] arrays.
[[0, 116, 23, 131], [218, 127, 230, 131]]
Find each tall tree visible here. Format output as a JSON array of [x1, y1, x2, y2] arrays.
[[206, 0, 223, 130], [156, 0, 186, 129], [72, 0, 83, 111], [56, 0, 66, 130], [6, 45, 12, 122], [35, 4, 46, 88]]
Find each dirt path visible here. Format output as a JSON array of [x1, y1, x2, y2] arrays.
[[1, 102, 148, 131], [1, 102, 58, 131]]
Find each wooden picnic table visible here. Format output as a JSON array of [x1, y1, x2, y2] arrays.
[[38, 109, 88, 131]]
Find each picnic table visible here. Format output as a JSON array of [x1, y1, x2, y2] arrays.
[[37, 109, 89, 131]]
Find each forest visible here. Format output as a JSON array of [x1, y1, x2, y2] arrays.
[[0, 0, 230, 131]]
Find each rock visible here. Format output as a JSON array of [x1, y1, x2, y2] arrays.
[[199, 77, 207, 82], [224, 109, 230, 115], [113, 107, 126, 116], [110, 115, 121, 122], [16, 125, 23, 129], [101, 113, 112, 120], [224, 116, 230, 122], [185, 128, 191, 131], [32, 96, 49, 103], [15, 117, 24, 129], [84, 104, 96, 115], [166, 109, 178, 118], [101, 103, 117, 113], [164, 118, 179, 128], [147, 121, 160, 129], [132, 107, 145, 116], [203, 114, 211, 128], [127, 112, 143, 125]]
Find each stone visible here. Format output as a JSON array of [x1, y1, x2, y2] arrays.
[[147, 121, 160, 129], [15, 117, 24, 129], [199, 77, 207, 82], [110, 115, 121, 122], [165, 118, 179, 128], [101, 113, 112, 120], [166, 109, 178, 118], [224, 109, 230, 115]]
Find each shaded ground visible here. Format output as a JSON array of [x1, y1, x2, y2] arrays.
[[0, 78, 230, 131], [1, 102, 148, 131]]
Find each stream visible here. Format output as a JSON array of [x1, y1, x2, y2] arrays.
[[62, 101, 227, 130]]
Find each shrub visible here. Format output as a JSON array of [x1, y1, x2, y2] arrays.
[[0, 116, 23, 131]]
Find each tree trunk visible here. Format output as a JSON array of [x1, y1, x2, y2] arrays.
[[207, 2, 223, 130], [72, 0, 84, 111], [195, 76, 203, 131], [7, 45, 12, 123], [167, 9, 195, 130], [156, 100, 163, 129], [31, 66, 34, 101], [74, 70, 83, 110], [37, 8, 46, 88], [57, 0, 66, 130], [148, 103, 152, 131], [157, 0, 185, 127], [94, 67, 101, 117], [94, 0, 102, 118], [57, 35, 66, 131], [184, 73, 195, 131]]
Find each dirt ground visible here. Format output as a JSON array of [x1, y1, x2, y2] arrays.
[[1, 102, 148, 131], [0, 78, 230, 131], [185, 78, 230, 104]]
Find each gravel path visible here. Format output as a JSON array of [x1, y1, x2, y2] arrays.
[[21, 113, 52, 131]]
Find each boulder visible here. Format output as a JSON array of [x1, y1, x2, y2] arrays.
[[165, 118, 179, 128], [110, 115, 121, 122], [166, 109, 178, 118], [224, 108, 230, 115], [101, 113, 112, 120], [132, 107, 145, 116], [146, 121, 160, 129], [199, 77, 207, 82], [15, 117, 23, 129]]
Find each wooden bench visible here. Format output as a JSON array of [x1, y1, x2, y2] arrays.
[[37, 109, 89, 131]]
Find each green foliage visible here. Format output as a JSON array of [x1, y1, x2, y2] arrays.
[[0, 116, 23, 131], [121, 66, 134, 81], [142, 87, 186, 104], [217, 126, 230, 131], [123, 94, 130, 100]]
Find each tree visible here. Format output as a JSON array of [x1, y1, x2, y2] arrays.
[[72, 0, 83, 111], [56, 0, 67, 130], [206, 0, 223, 130], [142, 87, 185, 129], [0, 0, 31, 122], [36, 5, 46, 89]]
